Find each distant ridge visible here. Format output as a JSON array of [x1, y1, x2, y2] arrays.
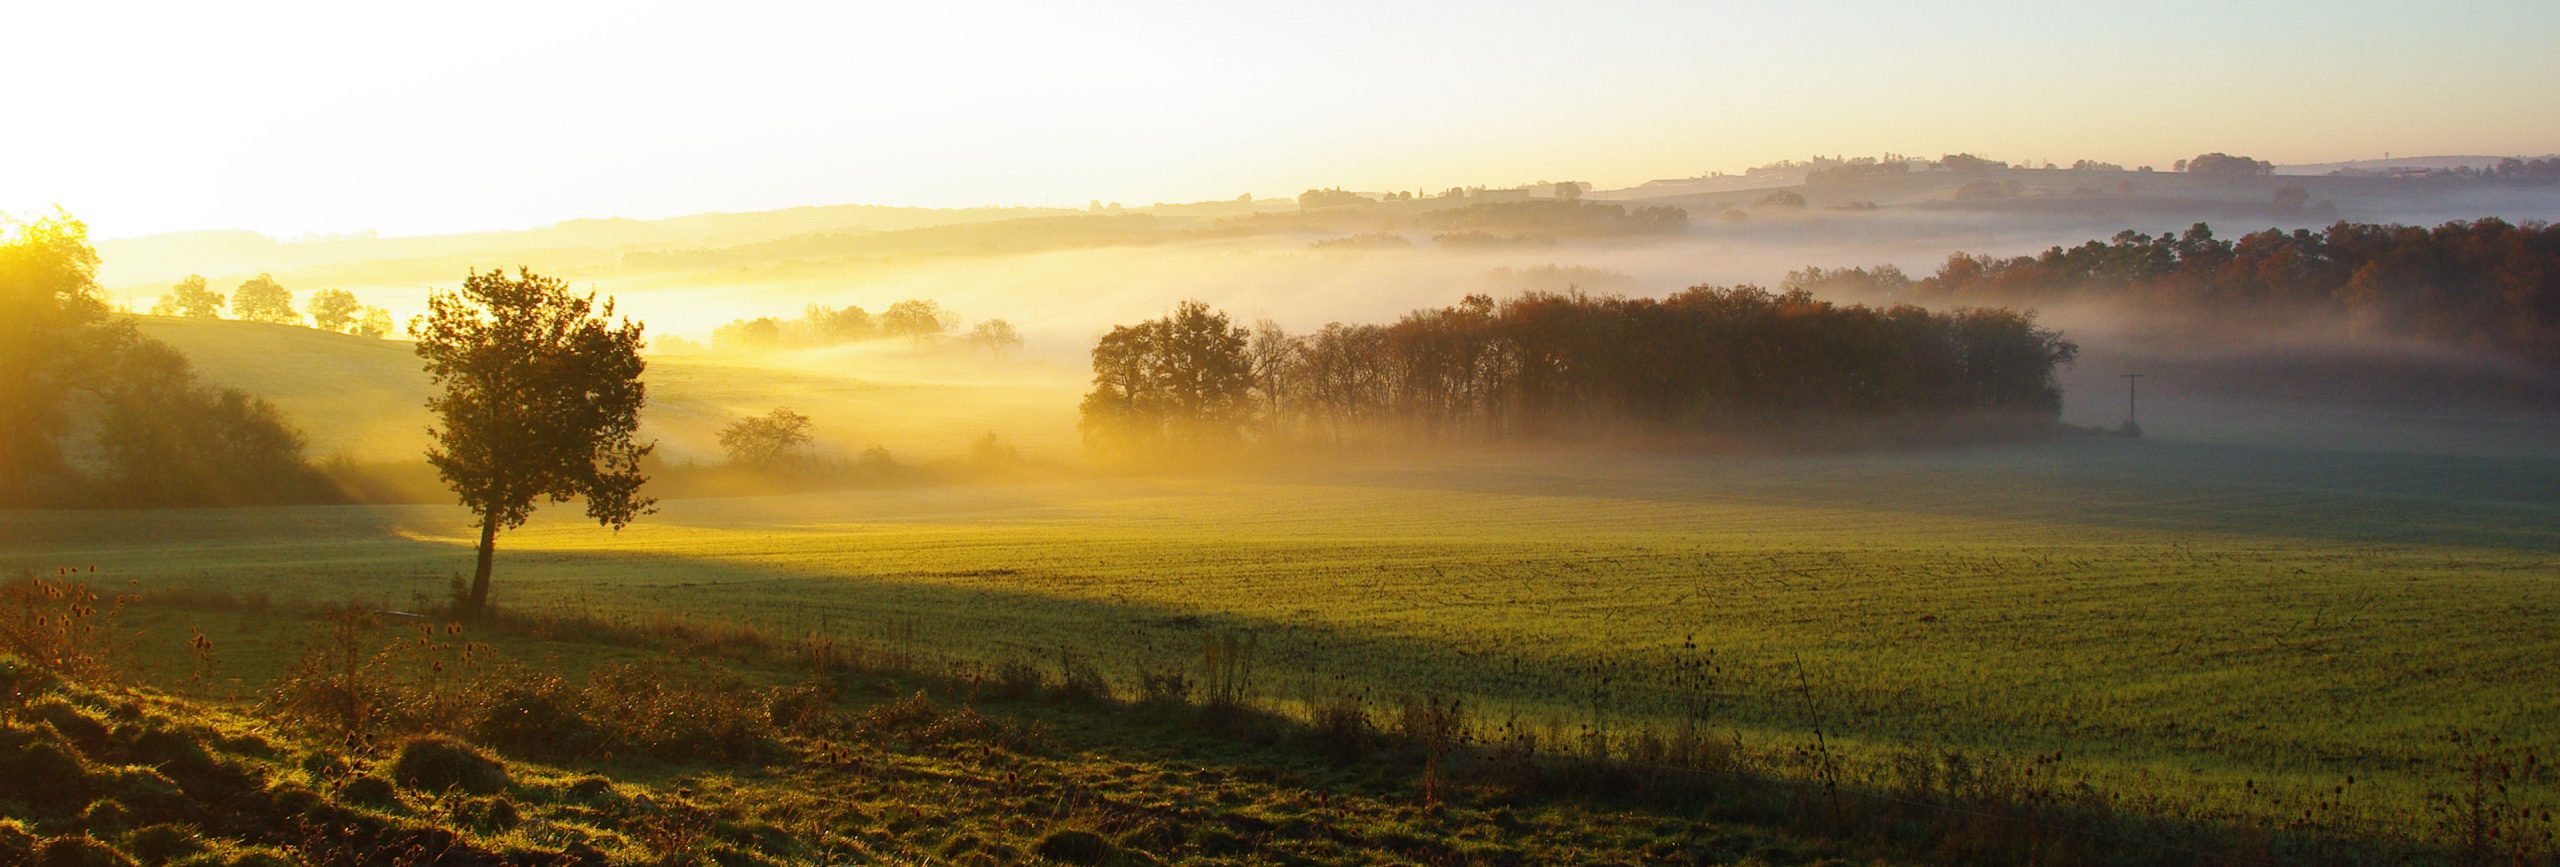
[[2276, 155, 2552, 175]]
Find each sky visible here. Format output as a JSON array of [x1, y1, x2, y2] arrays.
[[7, 0, 2557, 240]]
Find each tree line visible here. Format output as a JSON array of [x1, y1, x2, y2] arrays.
[[149, 273, 395, 338], [2, 213, 333, 507], [1790, 219, 2560, 369], [708, 299, 1021, 356], [1080, 291, 2077, 454]]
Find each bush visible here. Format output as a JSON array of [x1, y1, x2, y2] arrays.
[[1311, 691, 1372, 764], [992, 658, 1044, 699], [388, 735, 508, 794], [581, 663, 775, 761], [470, 675, 600, 760], [1053, 651, 1110, 704], [1137, 668, 1192, 709]]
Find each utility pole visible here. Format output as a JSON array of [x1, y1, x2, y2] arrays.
[[2122, 373, 2146, 429]]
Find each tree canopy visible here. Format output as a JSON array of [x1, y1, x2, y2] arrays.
[[150, 275, 224, 318], [231, 273, 298, 325], [1079, 300, 1255, 454], [2, 212, 329, 507], [718, 407, 814, 468], [1083, 291, 2078, 453], [414, 267, 654, 617]]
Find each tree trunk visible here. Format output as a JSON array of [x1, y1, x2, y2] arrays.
[[465, 511, 498, 619]]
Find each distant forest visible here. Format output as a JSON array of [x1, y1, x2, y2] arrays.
[[1081, 292, 2076, 453], [1790, 219, 2560, 368]]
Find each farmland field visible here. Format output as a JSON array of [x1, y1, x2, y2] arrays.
[[10, 427, 2557, 836]]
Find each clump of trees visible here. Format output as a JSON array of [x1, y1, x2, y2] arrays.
[[148, 273, 394, 338], [709, 298, 1013, 355], [1080, 301, 1256, 452], [1298, 188, 1375, 209], [1879, 220, 2560, 369], [2182, 153, 2274, 177], [1080, 291, 2077, 454], [713, 304, 880, 350], [1, 212, 333, 507]]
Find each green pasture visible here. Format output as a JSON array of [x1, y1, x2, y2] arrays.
[[8, 434, 2556, 837]]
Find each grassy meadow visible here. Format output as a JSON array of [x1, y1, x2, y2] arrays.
[[12, 424, 2557, 844]]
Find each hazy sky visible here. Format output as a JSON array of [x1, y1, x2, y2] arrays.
[[10, 0, 2557, 239]]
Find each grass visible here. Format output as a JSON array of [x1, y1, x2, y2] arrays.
[[0, 601, 1894, 865], [9, 430, 2558, 850]]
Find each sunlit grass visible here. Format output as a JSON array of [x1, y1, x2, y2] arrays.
[[13, 438, 2557, 838]]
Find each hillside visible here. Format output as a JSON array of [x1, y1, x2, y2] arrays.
[[135, 317, 1085, 466]]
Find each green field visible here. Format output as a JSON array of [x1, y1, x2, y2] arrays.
[[11, 426, 2558, 840]]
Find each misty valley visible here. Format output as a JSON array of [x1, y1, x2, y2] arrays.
[[7, 44, 2560, 864]]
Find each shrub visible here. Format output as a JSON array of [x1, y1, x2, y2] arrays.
[[581, 662, 775, 761], [992, 658, 1044, 699], [764, 680, 841, 737], [1, 572, 129, 681], [387, 735, 508, 794], [1053, 650, 1110, 704], [470, 675, 600, 760], [1311, 691, 1372, 764], [1136, 668, 1192, 709]]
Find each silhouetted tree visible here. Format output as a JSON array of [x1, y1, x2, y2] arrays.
[[1079, 300, 1253, 454], [232, 273, 298, 324], [0, 211, 125, 503], [965, 319, 1023, 358], [2186, 152, 2274, 177], [150, 274, 225, 318], [879, 299, 955, 346], [718, 407, 814, 468], [94, 339, 329, 505], [1084, 288, 2080, 447], [308, 288, 361, 332], [413, 267, 654, 619], [353, 306, 394, 339]]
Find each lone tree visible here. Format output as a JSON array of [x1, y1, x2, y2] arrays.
[[413, 267, 654, 618], [964, 318, 1023, 358], [717, 407, 814, 468], [308, 288, 362, 332], [232, 273, 298, 324], [150, 274, 225, 318], [879, 299, 954, 346]]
